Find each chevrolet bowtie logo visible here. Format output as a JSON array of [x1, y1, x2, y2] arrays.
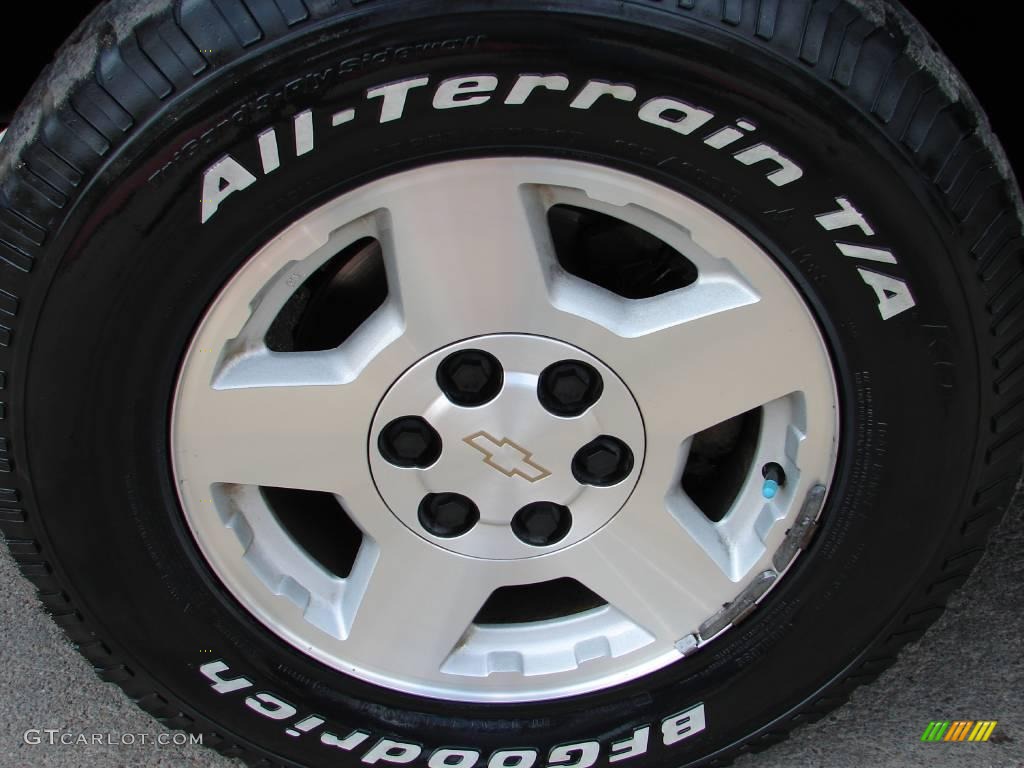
[[463, 431, 552, 483]]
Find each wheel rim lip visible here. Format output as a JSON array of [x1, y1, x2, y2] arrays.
[[170, 156, 841, 703]]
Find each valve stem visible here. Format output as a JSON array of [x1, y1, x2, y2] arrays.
[[762, 463, 787, 500]]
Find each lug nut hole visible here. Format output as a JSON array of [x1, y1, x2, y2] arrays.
[[512, 502, 572, 547], [538, 360, 604, 417], [418, 493, 480, 538], [437, 349, 504, 407], [572, 435, 634, 487], [378, 416, 442, 468]]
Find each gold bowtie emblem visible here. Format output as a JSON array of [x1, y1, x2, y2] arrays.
[[463, 432, 552, 483]]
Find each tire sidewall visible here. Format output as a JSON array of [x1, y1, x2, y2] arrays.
[[19, 4, 981, 766]]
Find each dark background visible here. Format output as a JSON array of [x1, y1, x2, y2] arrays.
[[1, 2, 1019, 182]]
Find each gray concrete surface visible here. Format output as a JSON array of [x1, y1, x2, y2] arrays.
[[1, 502, 1021, 768]]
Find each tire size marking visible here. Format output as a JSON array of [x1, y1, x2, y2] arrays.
[[199, 660, 707, 765], [196, 71, 916, 321]]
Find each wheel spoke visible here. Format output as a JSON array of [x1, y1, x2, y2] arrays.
[[174, 349, 389, 497], [563, 496, 739, 646], [379, 164, 560, 347], [343, 539, 498, 678], [589, 284, 830, 471]]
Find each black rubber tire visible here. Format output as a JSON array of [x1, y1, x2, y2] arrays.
[[2, 2, 1022, 767]]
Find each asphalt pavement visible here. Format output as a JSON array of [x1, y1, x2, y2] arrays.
[[2, 500, 1021, 768]]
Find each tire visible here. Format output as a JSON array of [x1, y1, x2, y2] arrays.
[[2, 1, 1021, 767]]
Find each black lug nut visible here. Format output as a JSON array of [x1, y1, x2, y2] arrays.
[[419, 493, 480, 538], [538, 360, 604, 417], [378, 416, 442, 468], [437, 349, 504, 407], [512, 501, 572, 547], [572, 435, 634, 487]]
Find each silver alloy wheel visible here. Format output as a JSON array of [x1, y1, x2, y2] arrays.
[[172, 158, 839, 703]]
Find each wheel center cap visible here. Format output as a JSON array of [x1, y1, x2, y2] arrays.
[[370, 335, 645, 559]]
